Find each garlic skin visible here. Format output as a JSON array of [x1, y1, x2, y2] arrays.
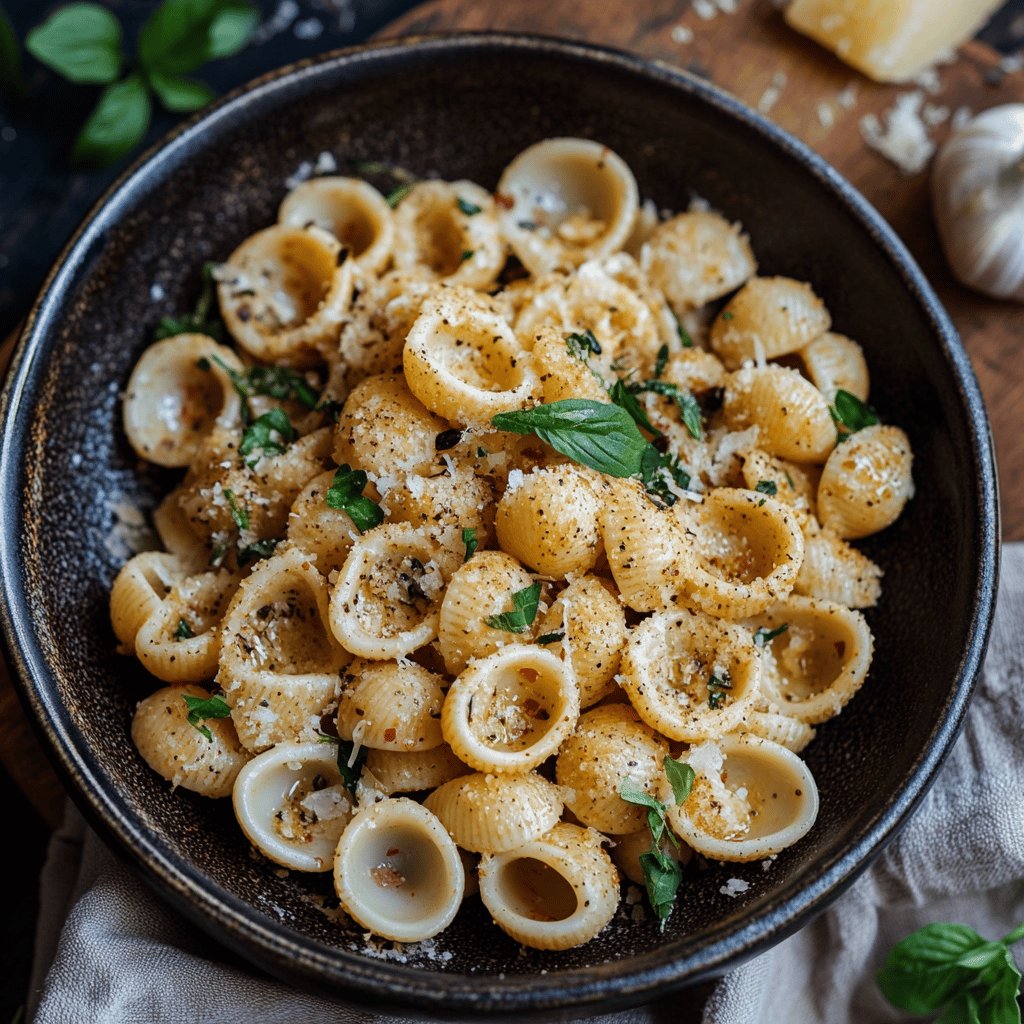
[[932, 104, 1024, 303]]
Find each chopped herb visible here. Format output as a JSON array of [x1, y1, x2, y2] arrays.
[[317, 398, 344, 423], [640, 847, 683, 929], [630, 380, 702, 440], [335, 737, 367, 797], [174, 618, 194, 640], [671, 312, 694, 348], [486, 581, 542, 634], [154, 261, 223, 341], [643, 451, 692, 508], [708, 672, 733, 710], [457, 196, 482, 216], [183, 693, 231, 742], [784, 470, 795, 489], [476, 446, 488, 458], [462, 526, 478, 562], [754, 480, 777, 496], [664, 756, 695, 805], [754, 623, 789, 647], [460, 249, 474, 262], [609, 379, 661, 437], [830, 389, 879, 440], [386, 183, 412, 208], [244, 365, 320, 408], [566, 328, 602, 358], [353, 159, 395, 176], [238, 537, 280, 566], [209, 542, 227, 567], [721, 310, 734, 321], [325, 465, 385, 533], [239, 407, 296, 468], [491, 400, 654, 479], [222, 488, 249, 531], [196, 356, 211, 371], [435, 428, 463, 451], [536, 631, 564, 645], [654, 343, 669, 379]]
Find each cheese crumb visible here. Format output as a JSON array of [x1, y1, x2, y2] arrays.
[[859, 91, 935, 175], [720, 877, 750, 898]]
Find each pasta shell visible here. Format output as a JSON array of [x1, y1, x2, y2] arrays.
[[795, 513, 882, 608], [799, 331, 869, 402], [619, 608, 761, 742], [710, 276, 831, 369], [233, 741, 354, 871], [403, 287, 540, 428], [442, 645, 579, 773], [497, 138, 639, 275], [664, 735, 818, 862], [278, 176, 394, 275], [333, 798, 464, 942], [364, 744, 471, 795], [738, 709, 816, 753], [110, 551, 184, 649], [723, 364, 836, 464], [748, 594, 874, 724], [740, 448, 819, 514], [555, 704, 668, 834], [217, 224, 354, 365], [123, 334, 244, 467], [132, 684, 248, 798], [285, 469, 359, 576], [423, 771, 563, 854], [329, 523, 448, 660], [478, 823, 620, 950], [817, 425, 913, 539], [639, 210, 757, 314]]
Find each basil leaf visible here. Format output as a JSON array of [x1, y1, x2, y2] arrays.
[[664, 756, 695, 805], [148, 71, 215, 112], [239, 407, 296, 467], [462, 526, 478, 562], [753, 623, 789, 647], [71, 73, 151, 166], [609, 379, 661, 436], [754, 479, 777, 496], [183, 693, 230, 741], [174, 618, 194, 639], [619, 778, 666, 814], [0, 4, 25, 93], [830, 388, 879, 439], [486, 581, 541, 634], [456, 196, 481, 216], [632, 380, 702, 440], [26, 3, 122, 84], [654, 343, 669, 379], [221, 488, 249, 530], [566, 329, 602, 357], [325, 464, 384, 533], [139, 0, 257, 76], [643, 451, 692, 509], [536, 631, 564, 645], [492, 399, 655, 479], [671, 312, 694, 348], [639, 848, 682, 930], [386, 183, 412, 208], [336, 737, 367, 797], [244, 365, 320, 408]]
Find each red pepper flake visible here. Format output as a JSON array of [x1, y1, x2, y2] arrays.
[[383, 727, 397, 743], [519, 667, 539, 684], [494, 191, 515, 210], [386, 847, 400, 857]]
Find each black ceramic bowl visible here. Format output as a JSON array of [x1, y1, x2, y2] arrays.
[[0, 32, 998, 1019]]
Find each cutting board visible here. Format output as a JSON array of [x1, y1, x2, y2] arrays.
[[380, 0, 1024, 541]]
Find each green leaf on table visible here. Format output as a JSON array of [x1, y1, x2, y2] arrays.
[[486, 581, 541, 634], [26, 3, 122, 84], [492, 399, 654, 479], [877, 920, 1024, 1022], [0, 5, 25, 93], [71, 73, 151, 166], [139, 0, 258, 77], [148, 71, 215, 112]]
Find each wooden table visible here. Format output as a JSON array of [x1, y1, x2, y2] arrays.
[[2, 0, 1023, 997]]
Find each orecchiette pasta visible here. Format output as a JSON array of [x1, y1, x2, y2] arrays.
[[115, 137, 913, 951]]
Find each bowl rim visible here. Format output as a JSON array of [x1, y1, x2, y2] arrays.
[[0, 30, 1000, 1016]]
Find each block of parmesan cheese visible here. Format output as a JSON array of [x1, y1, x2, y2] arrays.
[[785, 0, 1004, 83]]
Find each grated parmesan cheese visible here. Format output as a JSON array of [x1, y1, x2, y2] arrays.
[[859, 91, 936, 175], [720, 878, 750, 898]]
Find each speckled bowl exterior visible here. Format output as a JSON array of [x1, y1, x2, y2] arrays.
[[0, 33, 999, 1018]]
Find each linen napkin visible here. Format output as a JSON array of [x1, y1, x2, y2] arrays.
[[27, 544, 1024, 1024]]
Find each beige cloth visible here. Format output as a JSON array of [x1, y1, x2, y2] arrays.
[[29, 546, 1024, 1023]]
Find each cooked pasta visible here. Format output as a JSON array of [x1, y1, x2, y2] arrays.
[[114, 137, 913, 951]]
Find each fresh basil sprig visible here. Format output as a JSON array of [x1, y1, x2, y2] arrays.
[[23, 0, 257, 166], [325, 465, 385, 533], [830, 389, 879, 440], [877, 920, 1024, 1024], [239, 407, 296, 468], [183, 693, 231, 741], [486, 581, 542, 634], [492, 400, 653, 479], [619, 756, 695, 929]]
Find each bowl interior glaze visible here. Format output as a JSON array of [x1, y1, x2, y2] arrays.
[[0, 33, 997, 1018]]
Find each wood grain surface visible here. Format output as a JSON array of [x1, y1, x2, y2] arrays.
[[3, 0, 1023, 861]]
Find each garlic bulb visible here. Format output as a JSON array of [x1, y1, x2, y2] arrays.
[[932, 104, 1024, 303]]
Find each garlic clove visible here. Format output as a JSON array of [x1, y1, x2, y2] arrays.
[[932, 104, 1024, 303]]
